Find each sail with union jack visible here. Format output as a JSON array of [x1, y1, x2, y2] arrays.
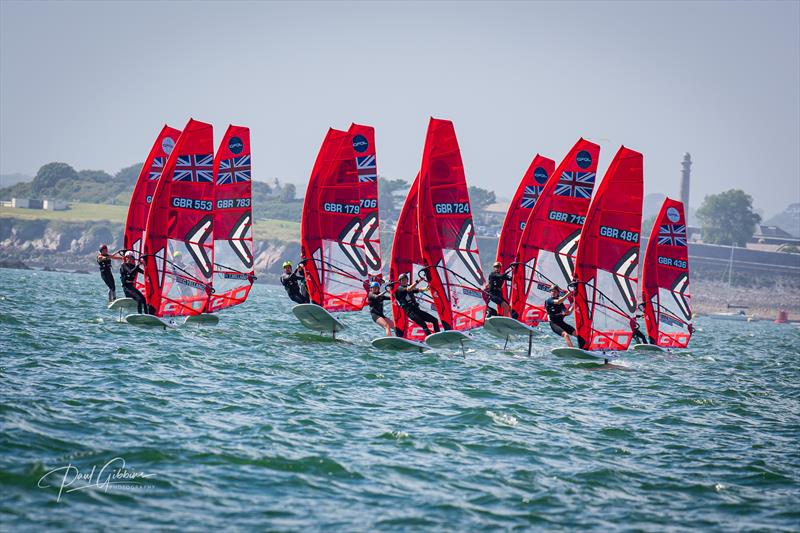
[[173, 154, 213, 182], [148, 157, 165, 181], [520, 185, 543, 208], [658, 224, 687, 246], [217, 155, 251, 185], [554, 171, 595, 198], [356, 155, 377, 182]]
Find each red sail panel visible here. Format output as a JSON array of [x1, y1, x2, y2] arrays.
[[208, 125, 254, 312], [143, 119, 215, 317], [348, 123, 382, 278], [124, 125, 181, 291], [389, 174, 438, 341], [417, 118, 485, 332], [301, 128, 367, 312], [510, 138, 600, 326], [641, 198, 692, 347], [573, 146, 643, 351], [494, 154, 555, 312]]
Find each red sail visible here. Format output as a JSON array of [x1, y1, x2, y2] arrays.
[[143, 119, 214, 317], [510, 139, 600, 325], [494, 154, 555, 312], [389, 174, 438, 341], [641, 198, 692, 347], [207, 125, 254, 312], [417, 118, 485, 332], [124, 125, 181, 291], [301, 128, 368, 312], [573, 146, 643, 351], [348, 123, 382, 277]]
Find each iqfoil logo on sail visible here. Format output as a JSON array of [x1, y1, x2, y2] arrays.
[[352, 134, 369, 153], [162, 137, 175, 155], [229, 137, 244, 154], [666, 207, 681, 223], [576, 150, 592, 169], [533, 167, 549, 184]]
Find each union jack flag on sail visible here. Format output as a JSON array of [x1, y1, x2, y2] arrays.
[[173, 154, 213, 182], [148, 157, 165, 181], [217, 155, 251, 185], [658, 224, 687, 246], [520, 185, 543, 208], [356, 155, 377, 182], [554, 171, 595, 199]]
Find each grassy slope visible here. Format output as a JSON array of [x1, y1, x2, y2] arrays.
[[0, 203, 300, 241]]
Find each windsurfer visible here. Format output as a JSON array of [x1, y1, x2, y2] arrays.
[[120, 251, 150, 314], [631, 305, 649, 344], [367, 281, 394, 336], [281, 261, 310, 304], [545, 285, 583, 348], [394, 273, 440, 337], [97, 244, 123, 303], [485, 261, 518, 319]]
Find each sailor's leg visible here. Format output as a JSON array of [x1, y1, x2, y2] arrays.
[[562, 332, 574, 348]]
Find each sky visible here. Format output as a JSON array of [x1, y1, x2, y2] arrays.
[[1, 0, 798, 215]]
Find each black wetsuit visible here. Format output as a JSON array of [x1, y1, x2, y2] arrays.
[[395, 285, 440, 336], [486, 271, 518, 318], [97, 253, 116, 302], [281, 270, 310, 304], [120, 262, 148, 314], [631, 317, 648, 345], [368, 291, 390, 322], [545, 297, 575, 336]]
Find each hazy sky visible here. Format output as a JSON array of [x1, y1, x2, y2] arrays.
[[1, 1, 798, 214]]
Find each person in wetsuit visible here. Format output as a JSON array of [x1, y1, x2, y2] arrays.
[[367, 281, 394, 337], [280, 261, 310, 304], [394, 273, 441, 337], [120, 251, 150, 314], [97, 244, 122, 303], [545, 285, 583, 348], [631, 305, 649, 344], [485, 261, 518, 319]]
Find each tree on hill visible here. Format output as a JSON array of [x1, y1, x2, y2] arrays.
[[468, 186, 496, 210], [78, 170, 113, 183], [377, 177, 409, 221], [696, 189, 761, 246], [115, 163, 144, 185], [281, 183, 296, 202], [31, 162, 78, 196]]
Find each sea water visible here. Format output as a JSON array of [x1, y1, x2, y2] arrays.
[[1, 268, 798, 530]]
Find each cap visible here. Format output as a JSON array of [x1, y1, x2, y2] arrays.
[[398, 273, 409, 280], [99, 244, 108, 251], [493, 261, 502, 268], [124, 251, 135, 258], [173, 250, 182, 258], [370, 281, 380, 288], [282, 261, 293, 268]]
